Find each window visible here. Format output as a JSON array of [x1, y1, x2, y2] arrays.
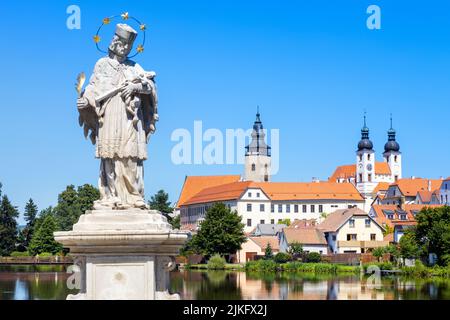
[[370, 234, 376, 241], [359, 154, 363, 161], [247, 219, 252, 227], [395, 175, 398, 182], [247, 203, 252, 212], [359, 173, 363, 182], [260, 204, 265, 212], [260, 219, 265, 224], [257, 192, 260, 198], [278, 204, 282, 213], [310, 205, 315, 213], [332, 235, 337, 241], [319, 205, 323, 213], [347, 234, 357, 241], [349, 219, 355, 228], [365, 219, 371, 228], [394, 155, 398, 163], [388, 214, 394, 219], [248, 192, 252, 197], [368, 154, 371, 161], [368, 174, 372, 182], [264, 175, 269, 182], [286, 204, 291, 213], [271, 204, 275, 213], [400, 214, 407, 220], [251, 163, 256, 171], [294, 204, 299, 213], [302, 205, 307, 213], [271, 219, 275, 224]]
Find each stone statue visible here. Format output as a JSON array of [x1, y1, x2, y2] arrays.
[[55, 19, 188, 300], [77, 23, 158, 210]]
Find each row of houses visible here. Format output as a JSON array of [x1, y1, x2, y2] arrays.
[[237, 207, 388, 262]]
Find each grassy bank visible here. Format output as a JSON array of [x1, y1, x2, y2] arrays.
[[245, 260, 360, 274], [361, 261, 450, 278], [183, 263, 245, 271]]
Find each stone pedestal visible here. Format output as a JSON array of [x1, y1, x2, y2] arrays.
[[54, 209, 188, 300]]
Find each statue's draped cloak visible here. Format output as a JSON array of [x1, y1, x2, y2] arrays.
[[83, 57, 151, 160]]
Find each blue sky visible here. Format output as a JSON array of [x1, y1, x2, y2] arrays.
[[1, 0, 449, 224]]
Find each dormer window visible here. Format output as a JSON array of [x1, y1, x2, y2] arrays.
[[248, 192, 252, 197], [400, 214, 407, 220]]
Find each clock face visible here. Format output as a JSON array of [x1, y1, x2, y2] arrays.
[[366, 164, 373, 171]]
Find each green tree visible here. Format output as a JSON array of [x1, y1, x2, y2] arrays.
[[414, 206, 450, 265], [21, 198, 38, 249], [288, 242, 304, 255], [148, 190, 180, 228], [278, 219, 291, 226], [28, 214, 62, 256], [190, 203, 246, 259], [372, 247, 385, 262], [383, 224, 394, 237], [399, 230, 421, 261], [53, 184, 99, 231], [264, 243, 273, 260], [0, 194, 19, 256]]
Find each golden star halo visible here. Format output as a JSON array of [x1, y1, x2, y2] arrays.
[[93, 35, 101, 43], [121, 12, 129, 20]]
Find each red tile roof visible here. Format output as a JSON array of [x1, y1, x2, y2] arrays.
[[390, 178, 442, 197], [371, 204, 443, 227], [176, 175, 241, 207], [249, 236, 280, 251], [181, 181, 364, 206], [329, 162, 391, 181], [282, 228, 327, 245]]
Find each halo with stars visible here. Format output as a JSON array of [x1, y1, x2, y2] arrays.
[[93, 12, 147, 58]]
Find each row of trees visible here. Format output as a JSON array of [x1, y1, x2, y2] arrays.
[[0, 182, 179, 257]]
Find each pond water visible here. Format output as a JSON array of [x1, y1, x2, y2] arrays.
[[1, 265, 450, 300]]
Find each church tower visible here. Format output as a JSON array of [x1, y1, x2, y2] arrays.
[[244, 108, 271, 182], [383, 115, 402, 182], [356, 114, 377, 204]]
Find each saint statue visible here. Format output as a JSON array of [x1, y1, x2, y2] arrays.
[[76, 23, 158, 210]]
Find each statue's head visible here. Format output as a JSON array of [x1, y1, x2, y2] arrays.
[[108, 24, 138, 59]]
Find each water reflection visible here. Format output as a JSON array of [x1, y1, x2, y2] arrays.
[[1, 265, 450, 300]]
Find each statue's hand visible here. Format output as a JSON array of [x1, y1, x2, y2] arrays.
[[121, 83, 142, 100], [77, 97, 89, 109]]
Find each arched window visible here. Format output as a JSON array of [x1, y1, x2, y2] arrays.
[[368, 154, 371, 161], [359, 154, 363, 161], [394, 155, 398, 163], [251, 163, 256, 171]]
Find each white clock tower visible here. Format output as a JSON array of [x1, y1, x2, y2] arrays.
[[356, 115, 377, 209]]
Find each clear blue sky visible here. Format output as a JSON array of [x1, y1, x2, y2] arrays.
[[1, 0, 449, 224]]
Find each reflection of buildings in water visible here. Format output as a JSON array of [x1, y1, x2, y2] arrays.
[[336, 277, 385, 300]]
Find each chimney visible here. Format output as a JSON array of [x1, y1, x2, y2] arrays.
[[428, 180, 432, 192], [411, 176, 416, 180]]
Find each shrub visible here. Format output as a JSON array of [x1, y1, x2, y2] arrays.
[[207, 254, 226, 270], [306, 252, 321, 263], [274, 252, 291, 264], [245, 259, 277, 272], [10, 251, 30, 257], [36, 252, 53, 258]]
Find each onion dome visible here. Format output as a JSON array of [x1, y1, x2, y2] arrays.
[[357, 114, 373, 151], [245, 106, 271, 156], [384, 115, 400, 152]]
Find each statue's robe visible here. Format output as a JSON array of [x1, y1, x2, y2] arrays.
[[83, 56, 154, 207]]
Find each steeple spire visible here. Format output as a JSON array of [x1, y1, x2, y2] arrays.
[[357, 111, 373, 151], [385, 114, 400, 152], [246, 107, 270, 156]]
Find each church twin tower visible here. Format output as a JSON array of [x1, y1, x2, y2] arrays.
[[244, 110, 402, 192]]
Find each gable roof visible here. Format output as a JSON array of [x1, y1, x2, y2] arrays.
[[249, 236, 280, 251], [288, 219, 318, 229], [416, 190, 433, 203], [253, 224, 286, 236], [181, 181, 364, 206], [371, 204, 443, 227], [373, 182, 390, 195], [318, 207, 372, 232], [176, 175, 241, 207], [329, 162, 391, 181], [282, 228, 327, 245], [389, 178, 442, 197]]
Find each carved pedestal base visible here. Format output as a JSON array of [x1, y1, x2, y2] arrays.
[[54, 209, 188, 300]]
